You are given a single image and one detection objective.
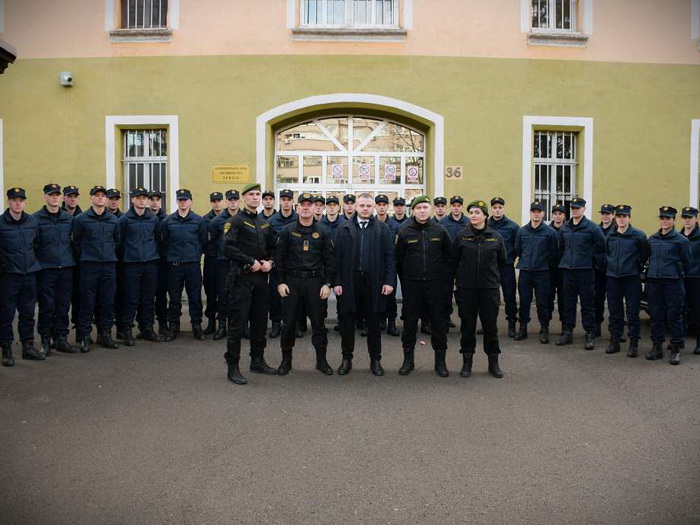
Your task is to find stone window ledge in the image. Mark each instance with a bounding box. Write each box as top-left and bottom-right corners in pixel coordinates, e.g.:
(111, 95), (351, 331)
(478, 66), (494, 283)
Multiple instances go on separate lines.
(527, 31), (589, 48)
(292, 27), (407, 42)
(109, 28), (172, 43)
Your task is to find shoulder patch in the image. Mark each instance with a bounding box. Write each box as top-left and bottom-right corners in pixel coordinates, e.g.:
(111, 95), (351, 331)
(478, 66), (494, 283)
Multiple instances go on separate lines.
(261, 223), (270, 229)
(223, 222), (231, 234)
(243, 221), (256, 229)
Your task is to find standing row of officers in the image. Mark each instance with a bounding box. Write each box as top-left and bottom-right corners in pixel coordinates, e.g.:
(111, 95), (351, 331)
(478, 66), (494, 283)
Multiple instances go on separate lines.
(0, 183), (698, 383)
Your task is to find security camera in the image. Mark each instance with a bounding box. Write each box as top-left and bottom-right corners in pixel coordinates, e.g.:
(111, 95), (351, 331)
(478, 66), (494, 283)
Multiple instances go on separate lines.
(60, 71), (73, 87)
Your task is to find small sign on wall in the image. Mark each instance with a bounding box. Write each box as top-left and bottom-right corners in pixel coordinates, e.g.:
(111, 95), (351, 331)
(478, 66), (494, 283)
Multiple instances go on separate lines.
(445, 166), (463, 180)
(212, 163), (250, 183)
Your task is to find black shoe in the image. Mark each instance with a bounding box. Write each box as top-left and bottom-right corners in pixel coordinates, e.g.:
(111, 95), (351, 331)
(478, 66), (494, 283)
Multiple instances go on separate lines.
(213, 321), (227, 341)
(514, 323), (528, 341)
(507, 321), (517, 338)
(227, 362), (248, 385)
(627, 340), (639, 358)
(294, 327), (304, 338)
(22, 341), (45, 361)
(54, 336), (79, 353)
(620, 333), (627, 343)
(646, 342), (664, 361)
(606, 337), (620, 354)
(40, 336), (52, 357)
(487, 354), (504, 378)
(370, 359), (384, 376)
(337, 358), (352, 375)
(333, 324), (340, 332)
(356, 319), (366, 332)
(556, 330), (573, 346)
(584, 332), (595, 350)
(158, 322), (169, 337)
(477, 327), (484, 335)
(192, 324), (206, 341)
(203, 317), (216, 336)
(449, 320), (457, 328)
(250, 357), (277, 375)
(137, 327), (162, 342)
(315, 348), (333, 375)
(277, 355), (293, 375)
(297, 320), (308, 333)
(595, 325), (602, 338)
(420, 321), (432, 335)
(99, 330), (119, 349)
(460, 353), (473, 378)
(360, 326), (368, 337)
(79, 336), (91, 353)
(694, 341), (700, 355)
(669, 345), (681, 365)
(387, 320), (399, 337)
(539, 328), (549, 345)
(269, 321), (282, 339)
(168, 323), (180, 341)
(434, 350), (449, 378)
(2, 344), (14, 367)
(399, 350), (415, 376)
(116, 330), (126, 342)
(243, 324), (251, 339)
(379, 318), (387, 331)
(122, 329), (136, 347)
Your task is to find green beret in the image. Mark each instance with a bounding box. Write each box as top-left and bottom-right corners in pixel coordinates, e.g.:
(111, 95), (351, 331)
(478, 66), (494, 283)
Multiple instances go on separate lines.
(410, 195), (431, 209)
(242, 183), (261, 195)
(466, 199), (489, 215)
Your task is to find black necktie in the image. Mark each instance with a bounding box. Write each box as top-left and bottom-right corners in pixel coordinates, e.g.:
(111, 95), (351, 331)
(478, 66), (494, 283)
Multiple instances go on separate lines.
(360, 221), (368, 230)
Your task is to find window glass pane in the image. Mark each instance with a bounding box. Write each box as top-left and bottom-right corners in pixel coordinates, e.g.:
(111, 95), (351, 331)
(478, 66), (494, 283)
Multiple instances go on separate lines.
(406, 157), (424, 185)
(375, 0), (394, 25)
(303, 156), (323, 185)
(532, 0), (547, 29)
(353, 156), (376, 184)
(352, 117), (383, 151)
(378, 156), (400, 185)
(326, 156), (348, 185)
(363, 123), (424, 153)
(354, 0), (371, 25)
(304, 0), (322, 24)
(329, 0), (346, 24)
(277, 121), (338, 152)
(276, 156), (300, 184)
(318, 117), (349, 149)
(405, 188), (423, 204)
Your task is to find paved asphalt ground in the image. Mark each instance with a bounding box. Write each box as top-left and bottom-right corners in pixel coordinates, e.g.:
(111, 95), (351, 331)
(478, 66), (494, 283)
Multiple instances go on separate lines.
(1, 311), (699, 524)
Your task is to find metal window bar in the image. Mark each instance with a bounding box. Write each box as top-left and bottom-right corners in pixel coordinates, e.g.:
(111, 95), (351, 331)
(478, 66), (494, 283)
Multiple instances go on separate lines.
(302, 0), (395, 27)
(533, 131), (577, 221)
(531, 0), (574, 31)
(122, 0), (168, 29)
(123, 129), (168, 208)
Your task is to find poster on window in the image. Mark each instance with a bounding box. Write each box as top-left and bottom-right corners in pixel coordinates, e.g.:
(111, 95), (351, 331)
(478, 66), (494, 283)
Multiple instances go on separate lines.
(331, 163), (344, 180)
(384, 164), (397, 182)
(359, 164), (371, 181)
(406, 165), (419, 183)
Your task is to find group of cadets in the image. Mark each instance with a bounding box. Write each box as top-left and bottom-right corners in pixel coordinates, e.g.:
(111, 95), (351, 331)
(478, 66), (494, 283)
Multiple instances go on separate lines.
(0, 183), (698, 382)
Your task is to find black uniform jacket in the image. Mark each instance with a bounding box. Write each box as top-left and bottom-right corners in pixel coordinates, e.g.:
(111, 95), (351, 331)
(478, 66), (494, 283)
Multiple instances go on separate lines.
(275, 218), (335, 284)
(223, 208), (275, 270)
(395, 217), (451, 281)
(452, 224), (506, 289)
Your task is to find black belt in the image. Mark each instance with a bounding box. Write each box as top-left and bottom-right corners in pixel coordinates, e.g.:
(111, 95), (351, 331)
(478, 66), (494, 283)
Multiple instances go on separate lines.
(288, 269), (323, 278)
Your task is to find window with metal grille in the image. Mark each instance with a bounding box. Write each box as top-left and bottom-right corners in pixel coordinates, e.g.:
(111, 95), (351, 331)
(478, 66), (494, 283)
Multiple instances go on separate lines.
(123, 130), (168, 208)
(302, 0), (397, 27)
(531, 0), (576, 31)
(122, 0), (168, 29)
(533, 131), (577, 221)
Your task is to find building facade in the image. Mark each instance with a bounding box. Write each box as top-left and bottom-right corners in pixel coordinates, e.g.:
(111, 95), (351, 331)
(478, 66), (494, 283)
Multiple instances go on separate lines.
(0, 0), (699, 231)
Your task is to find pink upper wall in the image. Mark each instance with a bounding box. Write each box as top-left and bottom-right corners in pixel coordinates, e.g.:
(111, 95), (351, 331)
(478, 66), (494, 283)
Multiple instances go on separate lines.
(1, 0), (698, 64)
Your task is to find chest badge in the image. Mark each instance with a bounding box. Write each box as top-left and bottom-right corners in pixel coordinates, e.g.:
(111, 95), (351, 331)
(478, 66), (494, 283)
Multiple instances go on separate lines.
(303, 240), (310, 252)
(312, 232), (320, 239)
(223, 222), (231, 234)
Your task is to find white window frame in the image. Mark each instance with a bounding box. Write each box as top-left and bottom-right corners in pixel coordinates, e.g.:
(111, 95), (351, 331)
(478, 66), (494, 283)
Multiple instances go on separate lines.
(533, 130), (578, 221)
(522, 116), (593, 224)
(105, 115), (179, 213)
(691, 119), (700, 206)
(522, 0), (591, 47)
(300, 0), (398, 28)
(105, 0), (179, 42)
(122, 129), (169, 206)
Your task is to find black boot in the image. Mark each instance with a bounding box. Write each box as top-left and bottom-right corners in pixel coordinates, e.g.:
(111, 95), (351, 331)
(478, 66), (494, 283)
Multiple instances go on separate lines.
(584, 332), (595, 350)
(203, 316), (216, 336)
(595, 324), (602, 338)
(420, 320), (432, 335)
(192, 324), (206, 341)
(669, 344), (681, 365)
(2, 344), (14, 367)
(539, 327), (549, 345)
(250, 356), (277, 375)
(243, 323), (251, 339)
(227, 357), (247, 385)
(379, 318), (387, 331)
(556, 330), (573, 346)
(694, 337), (700, 355)
(99, 330), (119, 349)
(269, 321), (282, 339)
(399, 349), (415, 376)
(22, 341), (45, 361)
(387, 319), (399, 337)
(79, 335), (91, 353)
(115, 330), (126, 342)
(277, 352), (293, 375)
(627, 339), (639, 358)
(487, 354), (504, 378)
(606, 336), (620, 354)
(122, 328), (136, 347)
(213, 320), (227, 340)
(315, 348), (333, 375)
(167, 322), (180, 341)
(620, 333), (627, 343)
(514, 323), (528, 341)
(41, 336), (52, 357)
(370, 359), (384, 376)
(55, 335), (78, 353)
(137, 326), (162, 342)
(158, 321), (169, 338)
(337, 358), (352, 375)
(434, 349), (449, 378)
(460, 353), (473, 378)
(646, 342), (664, 361)
(507, 320), (517, 338)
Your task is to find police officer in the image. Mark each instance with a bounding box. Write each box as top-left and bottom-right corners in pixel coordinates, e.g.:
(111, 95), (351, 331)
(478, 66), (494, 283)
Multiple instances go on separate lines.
(595, 203), (616, 337)
(117, 187), (162, 345)
(374, 194), (400, 337)
(208, 189), (239, 340)
(334, 193), (396, 376)
(488, 197), (520, 338)
(556, 197), (606, 350)
(62, 185), (82, 333)
(680, 206), (700, 355)
(34, 183), (77, 355)
(432, 196), (448, 222)
(342, 194), (357, 221)
(452, 200), (506, 378)
(440, 196), (469, 331)
(604, 205), (648, 357)
(72, 186), (121, 352)
(148, 191), (169, 337)
(646, 206), (692, 364)
(268, 189), (298, 338)
(223, 183), (277, 384)
(261, 190), (276, 220)
(0, 187), (44, 366)
(321, 195), (344, 239)
(514, 200), (560, 344)
(395, 195), (452, 377)
(548, 204), (566, 334)
(62, 186), (82, 216)
(160, 189), (207, 341)
(275, 192), (335, 375)
(106, 189), (125, 337)
(313, 195), (325, 222)
(202, 192), (224, 335)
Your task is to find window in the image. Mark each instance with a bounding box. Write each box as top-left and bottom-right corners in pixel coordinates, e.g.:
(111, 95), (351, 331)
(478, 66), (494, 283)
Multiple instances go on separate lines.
(107, 0), (177, 42)
(523, 0), (590, 47)
(533, 131), (577, 221)
(531, 0), (575, 32)
(123, 130), (168, 208)
(122, 0), (168, 30)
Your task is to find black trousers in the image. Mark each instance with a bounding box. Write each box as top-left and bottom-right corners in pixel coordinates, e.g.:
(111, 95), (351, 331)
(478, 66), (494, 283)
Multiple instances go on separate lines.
(548, 267), (564, 325)
(648, 278), (685, 345)
(122, 261), (158, 330)
(70, 264), (81, 328)
(154, 258), (168, 325)
(202, 254), (218, 321)
(562, 269), (596, 333)
(456, 287), (501, 355)
(594, 269), (607, 326)
(280, 275), (328, 354)
(500, 264), (517, 322)
(225, 272), (269, 362)
(78, 262), (116, 338)
(339, 271), (382, 360)
(268, 270), (283, 323)
(112, 262), (125, 330)
(443, 265), (457, 323)
(0, 273), (37, 345)
(36, 267), (73, 338)
(215, 259), (232, 322)
(401, 279), (447, 351)
(607, 274), (641, 340)
(167, 262), (203, 326)
(517, 270), (551, 327)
